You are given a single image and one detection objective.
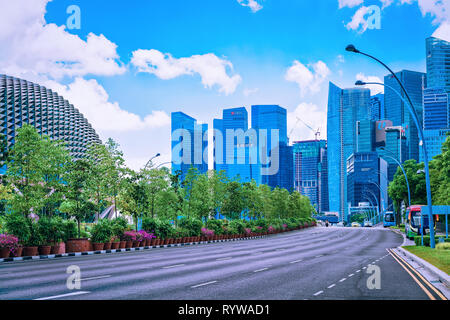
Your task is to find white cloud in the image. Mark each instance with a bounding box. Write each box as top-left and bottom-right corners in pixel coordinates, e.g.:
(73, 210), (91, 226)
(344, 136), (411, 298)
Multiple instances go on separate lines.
(0, 0), (125, 80)
(345, 5), (372, 33)
(285, 60), (331, 97)
(131, 49), (242, 95)
(432, 21), (450, 41)
(355, 73), (384, 95)
(237, 0), (263, 13)
(338, 0), (364, 8)
(243, 88), (259, 96)
(287, 103), (327, 142)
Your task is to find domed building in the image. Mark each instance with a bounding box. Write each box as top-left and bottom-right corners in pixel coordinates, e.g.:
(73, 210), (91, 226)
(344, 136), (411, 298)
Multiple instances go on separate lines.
(0, 74), (101, 159)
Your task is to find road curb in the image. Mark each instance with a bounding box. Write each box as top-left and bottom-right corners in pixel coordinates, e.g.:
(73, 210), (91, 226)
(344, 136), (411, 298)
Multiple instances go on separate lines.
(395, 246), (450, 290)
(0, 231), (297, 264)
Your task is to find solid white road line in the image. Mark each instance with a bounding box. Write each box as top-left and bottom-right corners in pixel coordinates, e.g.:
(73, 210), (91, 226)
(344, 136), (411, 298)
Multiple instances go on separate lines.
(253, 268), (269, 273)
(191, 281), (217, 288)
(80, 275), (111, 281)
(34, 291), (90, 300)
(162, 264), (185, 269)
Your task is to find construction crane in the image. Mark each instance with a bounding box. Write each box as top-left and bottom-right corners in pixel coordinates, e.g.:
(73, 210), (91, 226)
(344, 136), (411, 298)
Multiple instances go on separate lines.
(288, 116), (321, 141)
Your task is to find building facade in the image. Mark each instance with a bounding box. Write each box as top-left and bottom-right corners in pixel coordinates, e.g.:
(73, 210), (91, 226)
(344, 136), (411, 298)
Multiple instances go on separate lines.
(171, 112), (208, 181)
(370, 93), (384, 120)
(0, 74), (101, 165)
(327, 82), (370, 221)
(293, 139), (328, 212)
(426, 37), (450, 93)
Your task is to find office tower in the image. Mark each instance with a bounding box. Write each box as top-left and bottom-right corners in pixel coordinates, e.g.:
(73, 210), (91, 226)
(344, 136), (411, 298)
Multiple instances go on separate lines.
(213, 107), (257, 182)
(384, 70), (426, 162)
(426, 37), (450, 93)
(251, 105), (293, 190)
(327, 82), (370, 221)
(357, 119), (375, 152)
(370, 93), (384, 120)
(0, 74), (101, 166)
(420, 37), (450, 162)
(171, 112), (208, 181)
(347, 152), (388, 214)
(374, 120), (393, 149)
(293, 139), (328, 212)
(377, 125), (407, 183)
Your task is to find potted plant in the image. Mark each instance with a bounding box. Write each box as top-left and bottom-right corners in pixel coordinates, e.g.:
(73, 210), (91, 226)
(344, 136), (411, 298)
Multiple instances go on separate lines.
(122, 231), (136, 248)
(5, 213), (32, 257)
(111, 236), (120, 249)
(90, 219), (113, 251)
(0, 233), (19, 258)
(23, 221), (43, 257)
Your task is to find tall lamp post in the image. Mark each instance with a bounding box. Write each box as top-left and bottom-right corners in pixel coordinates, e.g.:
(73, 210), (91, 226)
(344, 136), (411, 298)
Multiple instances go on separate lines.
(144, 153), (161, 171)
(364, 188), (380, 224)
(362, 194), (377, 224)
(350, 67), (435, 247)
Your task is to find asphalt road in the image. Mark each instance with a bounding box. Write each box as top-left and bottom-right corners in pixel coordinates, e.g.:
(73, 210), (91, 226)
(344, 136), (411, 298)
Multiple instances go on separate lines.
(0, 227), (443, 300)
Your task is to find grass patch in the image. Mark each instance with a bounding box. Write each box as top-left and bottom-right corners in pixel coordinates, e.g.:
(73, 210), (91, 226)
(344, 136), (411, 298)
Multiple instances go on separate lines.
(403, 245), (450, 275)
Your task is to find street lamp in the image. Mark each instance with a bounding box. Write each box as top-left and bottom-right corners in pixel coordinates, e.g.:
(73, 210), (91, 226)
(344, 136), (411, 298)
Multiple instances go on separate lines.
(363, 187), (380, 224)
(144, 153), (161, 170)
(379, 147), (412, 209)
(155, 161), (171, 169)
(352, 73), (435, 247)
(362, 194), (377, 223)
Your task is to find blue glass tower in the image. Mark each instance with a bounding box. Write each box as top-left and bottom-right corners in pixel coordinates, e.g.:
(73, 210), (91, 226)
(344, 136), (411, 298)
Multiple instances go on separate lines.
(293, 139), (328, 212)
(171, 112), (208, 181)
(357, 119), (375, 152)
(251, 105), (293, 191)
(384, 70), (426, 162)
(327, 82), (370, 220)
(370, 93), (384, 120)
(426, 37), (450, 93)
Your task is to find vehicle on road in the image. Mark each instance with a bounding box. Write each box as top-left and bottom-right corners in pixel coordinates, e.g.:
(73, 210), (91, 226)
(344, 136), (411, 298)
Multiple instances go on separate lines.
(383, 211), (396, 228)
(363, 220), (373, 227)
(351, 222), (360, 227)
(404, 205), (437, 239)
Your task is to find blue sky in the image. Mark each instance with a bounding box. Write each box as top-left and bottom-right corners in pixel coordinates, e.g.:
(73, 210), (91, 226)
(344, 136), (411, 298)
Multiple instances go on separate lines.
(0, 0), (448, 169)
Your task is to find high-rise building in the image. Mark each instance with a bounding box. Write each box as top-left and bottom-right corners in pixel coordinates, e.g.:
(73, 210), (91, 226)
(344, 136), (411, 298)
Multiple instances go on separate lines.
(251, 105), (293, 190)
(420, 37), (450, 162)
(0, 74), (101, 166)
(327, 82), (370, 221)
(377, 125), (408, 183)
(347, 152), (388, 216)
(370, 94), (384, 120)
(357, 119), (375, 152)
(426, 37), (450, 93)
(213, 107), (258, 183)
(384, 70), (426, 162)
(171, 112), (208, 181)
(293, 139), (328, 212)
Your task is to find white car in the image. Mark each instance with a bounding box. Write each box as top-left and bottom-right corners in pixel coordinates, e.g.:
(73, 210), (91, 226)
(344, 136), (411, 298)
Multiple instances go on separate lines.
(363, 220), (373, 227)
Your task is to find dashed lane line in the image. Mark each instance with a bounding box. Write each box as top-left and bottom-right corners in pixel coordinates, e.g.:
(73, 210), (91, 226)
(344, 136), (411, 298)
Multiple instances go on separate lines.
(191, 281), (218, 288)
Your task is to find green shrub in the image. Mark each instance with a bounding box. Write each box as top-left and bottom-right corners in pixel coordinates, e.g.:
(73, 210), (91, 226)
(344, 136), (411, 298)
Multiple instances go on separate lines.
(37, 216), (57, 244)
(111, 217), (129, 238)
(5, 213), (31, 245)
(61, 219), (77, 241)
(254, 218), (269, 231)
(414, 235), (446, 246)
(141, 216), (158, 233)
(205, 219), (224, 235)
(178, 217), (202, 236)
(436, 243), (450, 250)
(228, 220), (246, 234)
(25, 220), (43, 246)
(156, 220), (174, 239)
(90, 219), (113, 243)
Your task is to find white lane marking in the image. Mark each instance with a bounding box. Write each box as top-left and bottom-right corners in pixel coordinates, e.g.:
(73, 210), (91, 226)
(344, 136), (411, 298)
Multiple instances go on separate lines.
(191, 281), (217, 288)
(34, 291), (90, 300)
(348, 273), (354, 277)
(216, 257), (232, 261)
(290, 259), (303, 264)
(162, 264), (185, 269)
(339, 278), (346, 282)
(81, 275), (111, 281)
(327, 284), (336, 289)
(356, 270), (361, 273)
(362, 267), (367, 270)
(313, 290), (323, 296)
(254, 268), (269, 273)
(315, 255), (323, 258)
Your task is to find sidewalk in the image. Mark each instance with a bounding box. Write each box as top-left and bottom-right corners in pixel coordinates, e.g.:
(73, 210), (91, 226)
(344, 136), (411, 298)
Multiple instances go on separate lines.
(389, 228), (450, 298)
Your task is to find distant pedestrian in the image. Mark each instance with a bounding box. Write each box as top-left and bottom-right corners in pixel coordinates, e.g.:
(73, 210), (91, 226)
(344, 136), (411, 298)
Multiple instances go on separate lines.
(325, 220), (329, 227)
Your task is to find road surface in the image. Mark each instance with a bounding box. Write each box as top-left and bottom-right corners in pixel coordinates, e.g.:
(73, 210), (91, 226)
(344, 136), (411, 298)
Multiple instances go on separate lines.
(0, 227), (445, 300)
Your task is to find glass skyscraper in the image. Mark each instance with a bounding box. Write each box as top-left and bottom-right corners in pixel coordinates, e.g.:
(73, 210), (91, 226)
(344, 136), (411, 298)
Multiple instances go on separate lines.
(293, 139), (328, 212)
(420, 37), (450, 162)
(357, 119), (375, 152)
(327, 82), (370, 221)
(384, 70), (426, 162)
(370, 93), (384, 120)
(251, 105), (293, 191)
(171, 112), (208, 181)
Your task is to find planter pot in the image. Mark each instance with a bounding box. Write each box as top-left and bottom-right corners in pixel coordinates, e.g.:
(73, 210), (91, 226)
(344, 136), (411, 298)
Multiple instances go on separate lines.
(111, 242), (120, 249)
(125, 241), (133, 248)
(145, 239), (150, 246)
(38, 245), (51, 255)
(119, 241), (126, 249)
(66, 238), (89, 253)
(50, 242), (65, 254)
(23, 246), (38, 257)
(104, 242), (112, 250)
(132, 240), (140, 248)
(0, 247), (10, 258)
(150, 239), (156, 246)
(92, 243), (104, 251)
(11, 246), (23, 257)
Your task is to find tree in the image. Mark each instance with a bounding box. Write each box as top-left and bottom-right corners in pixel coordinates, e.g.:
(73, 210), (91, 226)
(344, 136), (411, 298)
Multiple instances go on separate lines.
(269, 187), (290, 219)
(59, 159), (97, 237)
(104, 138), (126, 217)
(221, 180), (245, 220)
(242, 180), (264, 220)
